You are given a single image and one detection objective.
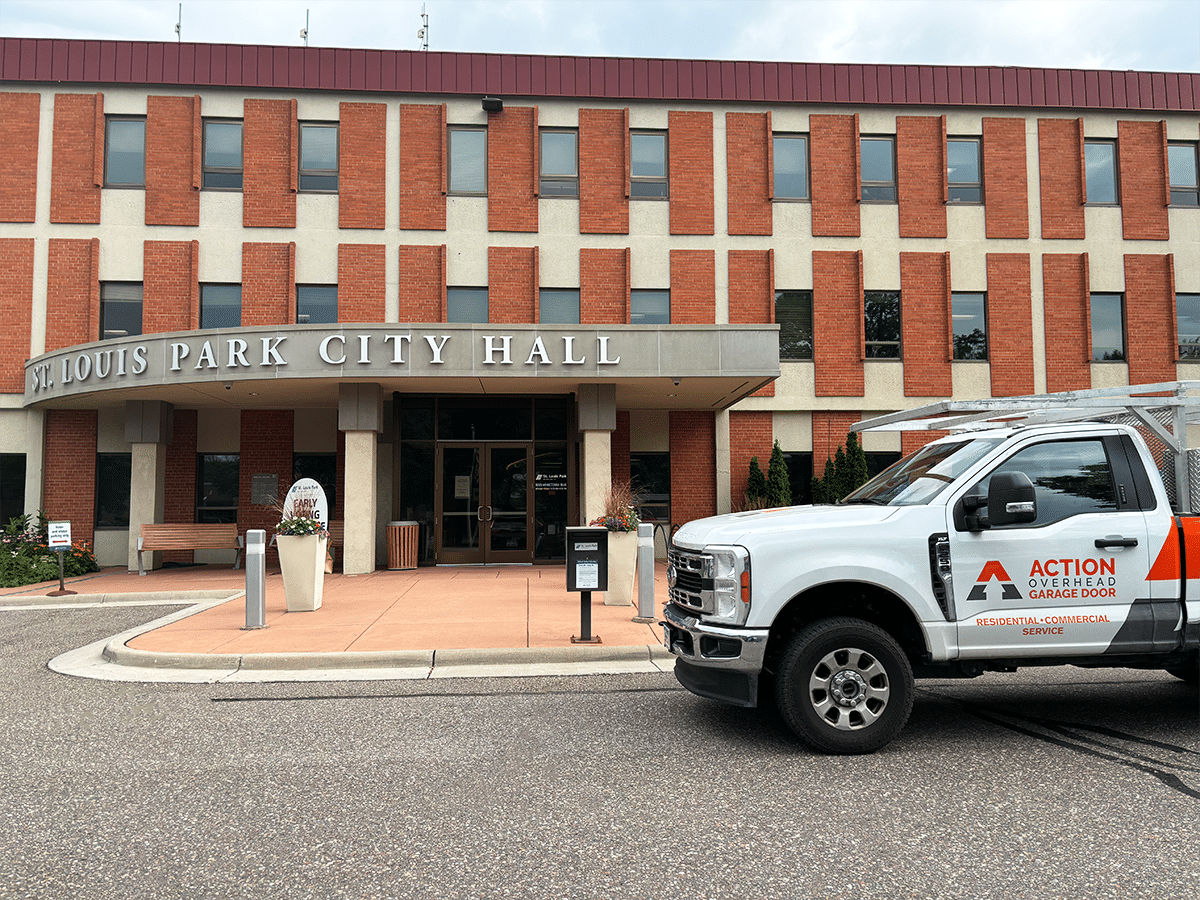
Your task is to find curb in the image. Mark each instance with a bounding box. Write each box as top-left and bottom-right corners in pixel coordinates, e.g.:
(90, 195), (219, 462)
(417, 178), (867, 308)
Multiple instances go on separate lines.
(0, 590), (240, 608)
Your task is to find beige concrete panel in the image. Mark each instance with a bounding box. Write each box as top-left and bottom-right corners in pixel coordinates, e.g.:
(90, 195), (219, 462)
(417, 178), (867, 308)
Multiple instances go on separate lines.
(95, 529), (128, 568)
(1090, 363), (1129, 389)
(294, 407), (337, 452)
(771, 109), (809, 132)
(196, 408), (239, 452)
(715, 408), (731, 514)
(945, 113), (985, 134)
(946, 206), (987, 244)
(773, 204), (813, 264)
(0, 407), (26, 452)
(862, 244), (900, 288)
(950, 363), (993, 399)
(96, 199), (146, 275)
(296, 96), (341, 119)
(864, 362), (907, 406)
(771, 410), (811, 451)
(581, 429), (611, 524)
(446, 197), (488, 240)
(629, 201), (669, 237)
(630, 245), (670, 288)
(1168, 210), (1200, 267)
(627, 109), (668, 128)
(538, 229), (579, 285)
(860, 205), (900, 254)
(196, 194), (245, 263)
(861, 427), (901, 454)
(295, 199), (341, 280)
(947, 245), (989, 290)
(23, 409), (44, 515)
(342, 429), (378, 574)
(126, 440), (166, 570)
(539, 199), (580, 240)
(858, 111), (897, 133)
(97, 407), (131, 452)
(628, 410), (668, 452)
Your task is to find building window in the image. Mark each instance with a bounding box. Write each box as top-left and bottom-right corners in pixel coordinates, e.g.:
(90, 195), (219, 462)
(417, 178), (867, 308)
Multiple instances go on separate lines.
(202, 119), (243, 190)
(781, 451), (813, 506)
(1, 453), (27, 527)
(448, 127), (487, 195)
(952, 292), (988, 360)
(1177, 294), (1200, 359)
(776, 290), (813, 360)
(100, 282), (143, 340)
(447, 287), (488, 323)
(1169, 142), (1199, 206)
(1090, 293), (1125, 361)
(773, 135), (809, 200)
(947, 138), (982, 203)
(630, 452), (670, 524)
(105, 117), (146, 187)
(298, 123), (338, 191)
(95, 453), (131, 528)
(860, 136), (896, 202)
(1084, 139), (1119, 205)
(864, 290), (901, 358)
(196, 454), (239, 524)
(539, 130), (578, 197)
(200, 284), (241, 329)
(630, 290), (670, 325)
(296, 285), (337, 324)
(293, 454), (337, 518)
(630, 131), (668, 198)
(539, 289), (580, 325)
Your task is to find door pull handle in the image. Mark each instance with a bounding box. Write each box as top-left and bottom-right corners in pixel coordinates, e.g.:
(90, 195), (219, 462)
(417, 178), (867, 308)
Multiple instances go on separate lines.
(1095, 536), (1138, 549)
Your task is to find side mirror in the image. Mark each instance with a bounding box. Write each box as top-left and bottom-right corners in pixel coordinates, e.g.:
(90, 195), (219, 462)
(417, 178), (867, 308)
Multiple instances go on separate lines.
(955, 488), (990, 532)
(987, 471), (1037, 527)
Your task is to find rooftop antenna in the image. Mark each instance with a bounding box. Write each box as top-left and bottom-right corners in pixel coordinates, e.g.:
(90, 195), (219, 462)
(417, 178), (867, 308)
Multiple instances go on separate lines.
(300, 9), (309, 47)
(174, 3), (181, 42)
(417, 4), (428, 50)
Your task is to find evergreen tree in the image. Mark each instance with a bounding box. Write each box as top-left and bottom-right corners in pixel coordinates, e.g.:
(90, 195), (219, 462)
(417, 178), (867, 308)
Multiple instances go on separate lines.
(746, 455), (767, 503)
(832, 445), (848, 500)
(845, 431), (869, 492)
(767, 440), (792, 507)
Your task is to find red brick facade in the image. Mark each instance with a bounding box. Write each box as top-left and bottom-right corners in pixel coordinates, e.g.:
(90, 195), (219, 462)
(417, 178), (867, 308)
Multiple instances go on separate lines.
(243, 98), (297, 228)
(145, 94), (200, 227)
(1042, 253), (1091, 392)
(729, 411), (773, 508)
(144, 241), (199, 333)
(580, 247), (629, 324)
(579, 108), (628, 234)
(337, 244), (387, 322)
(397, 103), (446, 231)
(669, 250), (715, 324)
(339, 101), (387, 230)
(46, 238), (99, 351)
(810, 114), (860, 237)
(488, 107), (538, 233)
(812, 411), (861, 469)
(1118, 121), (1170, 241)
(489, 246), (538, 323)
(238, 410), (294, 546)
(669, 110), (715, 236)
(242, 242), (295, 326)
(669, 411), (716, 524)
(163, 408), (198, 562)
(897, 116), (947, 238)
(0, 238), (34, 392)
(44, 410), (98, 545)
(50, 92), (103, 224)
(813, 250), (864, 396)
(1124, 254), (1176, 386)
(0, 92), (40, 223)
(397, 245), (445, 321)
(1038, 118), (1085, 240)
(982, 116), (1030, 239)
(610, 411), (631, 487)
(725, 112), (772, 236)
(986, 253), (1036, 396)
(900, 252), (952, 397)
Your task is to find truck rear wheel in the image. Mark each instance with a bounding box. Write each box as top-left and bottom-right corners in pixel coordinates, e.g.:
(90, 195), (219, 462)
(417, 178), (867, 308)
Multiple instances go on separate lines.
(775, 617), (914, 755)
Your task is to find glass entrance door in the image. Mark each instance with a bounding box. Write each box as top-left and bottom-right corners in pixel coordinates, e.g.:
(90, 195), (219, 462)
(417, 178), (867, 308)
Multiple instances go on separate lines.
(438, 443), (531, 563)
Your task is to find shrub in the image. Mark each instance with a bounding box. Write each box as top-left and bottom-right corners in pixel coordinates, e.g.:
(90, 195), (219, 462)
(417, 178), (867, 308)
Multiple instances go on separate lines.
(0, 513), (100, 588)
(589, 482), (642, 532)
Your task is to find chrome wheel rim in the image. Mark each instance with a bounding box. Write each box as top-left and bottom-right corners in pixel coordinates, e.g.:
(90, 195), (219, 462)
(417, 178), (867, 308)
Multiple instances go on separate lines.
(808, 647), (890, 731)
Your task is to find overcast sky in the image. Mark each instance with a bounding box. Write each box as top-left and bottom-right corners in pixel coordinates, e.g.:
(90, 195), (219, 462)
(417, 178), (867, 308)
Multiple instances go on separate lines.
(1, 0), (1197, 72)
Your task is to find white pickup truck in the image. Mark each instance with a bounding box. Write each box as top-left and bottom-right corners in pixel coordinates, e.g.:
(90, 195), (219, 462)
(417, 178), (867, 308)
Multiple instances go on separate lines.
(662, 385), (1200, 754)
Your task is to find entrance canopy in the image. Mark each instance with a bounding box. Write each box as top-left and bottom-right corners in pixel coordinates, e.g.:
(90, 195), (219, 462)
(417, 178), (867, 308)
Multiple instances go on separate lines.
(24, 323), (779, 412)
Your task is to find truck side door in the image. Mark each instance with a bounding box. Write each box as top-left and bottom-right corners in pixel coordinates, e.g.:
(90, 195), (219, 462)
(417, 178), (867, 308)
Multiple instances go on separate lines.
(949, 435), (1152, 658)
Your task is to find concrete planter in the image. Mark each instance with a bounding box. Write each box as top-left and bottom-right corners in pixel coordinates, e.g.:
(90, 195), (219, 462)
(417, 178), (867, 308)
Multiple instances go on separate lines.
(603, 530), (638, 606)
(277, 533), (328, 612)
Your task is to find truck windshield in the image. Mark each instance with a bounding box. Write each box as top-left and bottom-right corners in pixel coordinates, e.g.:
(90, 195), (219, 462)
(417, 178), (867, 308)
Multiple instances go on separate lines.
(843, 437), (1004, 506)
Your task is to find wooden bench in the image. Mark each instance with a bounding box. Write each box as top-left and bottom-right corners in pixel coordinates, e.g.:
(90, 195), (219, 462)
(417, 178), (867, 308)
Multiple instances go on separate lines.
(138, 523), (244, 576)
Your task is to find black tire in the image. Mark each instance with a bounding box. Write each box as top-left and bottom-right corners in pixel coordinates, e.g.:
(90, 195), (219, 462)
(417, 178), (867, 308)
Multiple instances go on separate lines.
(775, 617), (914, 755)
(1165, 666), (1199, 685)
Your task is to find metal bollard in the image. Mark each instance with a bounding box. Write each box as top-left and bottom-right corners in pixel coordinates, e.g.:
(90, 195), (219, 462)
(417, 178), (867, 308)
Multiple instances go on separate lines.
(634, 522), (656, 623)
(243, 529), (266, 630)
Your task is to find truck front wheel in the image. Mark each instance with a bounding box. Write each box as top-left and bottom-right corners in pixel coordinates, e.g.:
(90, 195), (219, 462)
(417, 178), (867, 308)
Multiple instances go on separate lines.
(775, 617), (914, 754)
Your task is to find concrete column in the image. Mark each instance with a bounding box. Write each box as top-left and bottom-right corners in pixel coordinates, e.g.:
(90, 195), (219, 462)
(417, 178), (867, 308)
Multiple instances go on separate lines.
(581, 429), (612, 525)
(715, 408), (732, 515)
(127, 442), (167, 572)
(342, 430), (378, 574)
(338, 384), (383, 575)
(22, 409), (45, 517)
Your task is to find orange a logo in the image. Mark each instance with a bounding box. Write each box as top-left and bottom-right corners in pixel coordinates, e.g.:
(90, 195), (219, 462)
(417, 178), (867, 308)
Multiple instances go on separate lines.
(967, 560), (1022, 602)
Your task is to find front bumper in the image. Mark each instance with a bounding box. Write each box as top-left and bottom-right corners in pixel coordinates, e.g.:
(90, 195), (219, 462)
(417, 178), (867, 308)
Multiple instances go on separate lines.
(661, 603), (770, 708)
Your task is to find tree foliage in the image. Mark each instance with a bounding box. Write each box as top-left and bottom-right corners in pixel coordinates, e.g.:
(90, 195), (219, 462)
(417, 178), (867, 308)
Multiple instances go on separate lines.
(811, 431), (871, 504)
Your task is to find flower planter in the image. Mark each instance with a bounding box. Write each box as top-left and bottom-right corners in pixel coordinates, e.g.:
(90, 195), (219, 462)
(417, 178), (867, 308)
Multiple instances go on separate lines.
(603, 530), (638, 606)
(277, 533), (328, 612)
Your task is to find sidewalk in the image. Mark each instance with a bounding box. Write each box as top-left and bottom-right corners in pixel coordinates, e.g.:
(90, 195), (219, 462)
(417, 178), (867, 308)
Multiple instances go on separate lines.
(0, 563), (673, 683)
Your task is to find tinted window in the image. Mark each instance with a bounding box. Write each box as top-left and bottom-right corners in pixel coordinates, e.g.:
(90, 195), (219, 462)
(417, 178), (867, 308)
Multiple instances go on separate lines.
(860, 137), (896, 201)
(299, 124), (338, 191)
(447, 288), (488, 323)
(630, 132), (668, 198)
(100, 283), (143, 340)
(106, 118), (145, 186)
(776, 290), (813, 360)
(539, 130), (578, 197)
(773, 136), (809, 199)
(631, 290), (670, 325)
(297, 285), (337, 325)
(449, 128), (487, 194)
(952, 292), (987, 360)
(95, 453), (131, 528)
(986, 439), (1116, 526)
(864, 290), (900, 358)
(203, 120), (243, 189)
(1091, 293), (1125, 361)
(947, 138), (982, 202)
(1084, 140), (1118, 204)
(201, 284), (241, 329)
(539, 289), (580, 325)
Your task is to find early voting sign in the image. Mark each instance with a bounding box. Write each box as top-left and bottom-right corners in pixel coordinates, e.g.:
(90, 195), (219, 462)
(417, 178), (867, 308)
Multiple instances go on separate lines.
(281, 478), (329, 526)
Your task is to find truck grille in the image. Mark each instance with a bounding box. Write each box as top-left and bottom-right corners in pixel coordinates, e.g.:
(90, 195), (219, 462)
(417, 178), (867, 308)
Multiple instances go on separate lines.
(668, 547), (709, 614)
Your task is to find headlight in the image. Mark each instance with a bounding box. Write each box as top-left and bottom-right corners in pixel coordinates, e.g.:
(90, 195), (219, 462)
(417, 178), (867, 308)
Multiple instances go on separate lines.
(702, 545), (750, 625)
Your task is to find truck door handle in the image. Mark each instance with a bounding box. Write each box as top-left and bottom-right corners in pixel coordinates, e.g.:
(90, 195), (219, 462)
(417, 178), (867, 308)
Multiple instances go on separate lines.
(1095, 536), (1138, 549)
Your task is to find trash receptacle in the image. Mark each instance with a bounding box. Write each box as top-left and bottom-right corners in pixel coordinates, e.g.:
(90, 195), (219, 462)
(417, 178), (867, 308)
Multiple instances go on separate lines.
(387, 521), (420, 570)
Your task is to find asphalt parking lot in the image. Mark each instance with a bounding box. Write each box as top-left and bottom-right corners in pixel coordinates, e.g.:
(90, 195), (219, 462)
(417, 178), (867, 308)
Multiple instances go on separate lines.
(3, 603), (1198, 900)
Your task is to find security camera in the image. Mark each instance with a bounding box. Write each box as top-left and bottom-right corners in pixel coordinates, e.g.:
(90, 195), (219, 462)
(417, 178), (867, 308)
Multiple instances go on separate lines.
(224, 382), (232, 390)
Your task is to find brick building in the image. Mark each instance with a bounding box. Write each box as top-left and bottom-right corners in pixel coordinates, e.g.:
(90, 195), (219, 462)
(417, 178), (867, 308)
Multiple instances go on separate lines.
(1, 38), (1198, 572)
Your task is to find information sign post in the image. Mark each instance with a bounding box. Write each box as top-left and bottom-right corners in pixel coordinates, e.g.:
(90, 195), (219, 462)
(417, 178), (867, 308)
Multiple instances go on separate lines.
(46, 521), (76, 597)
(566, 526), (608, 644)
